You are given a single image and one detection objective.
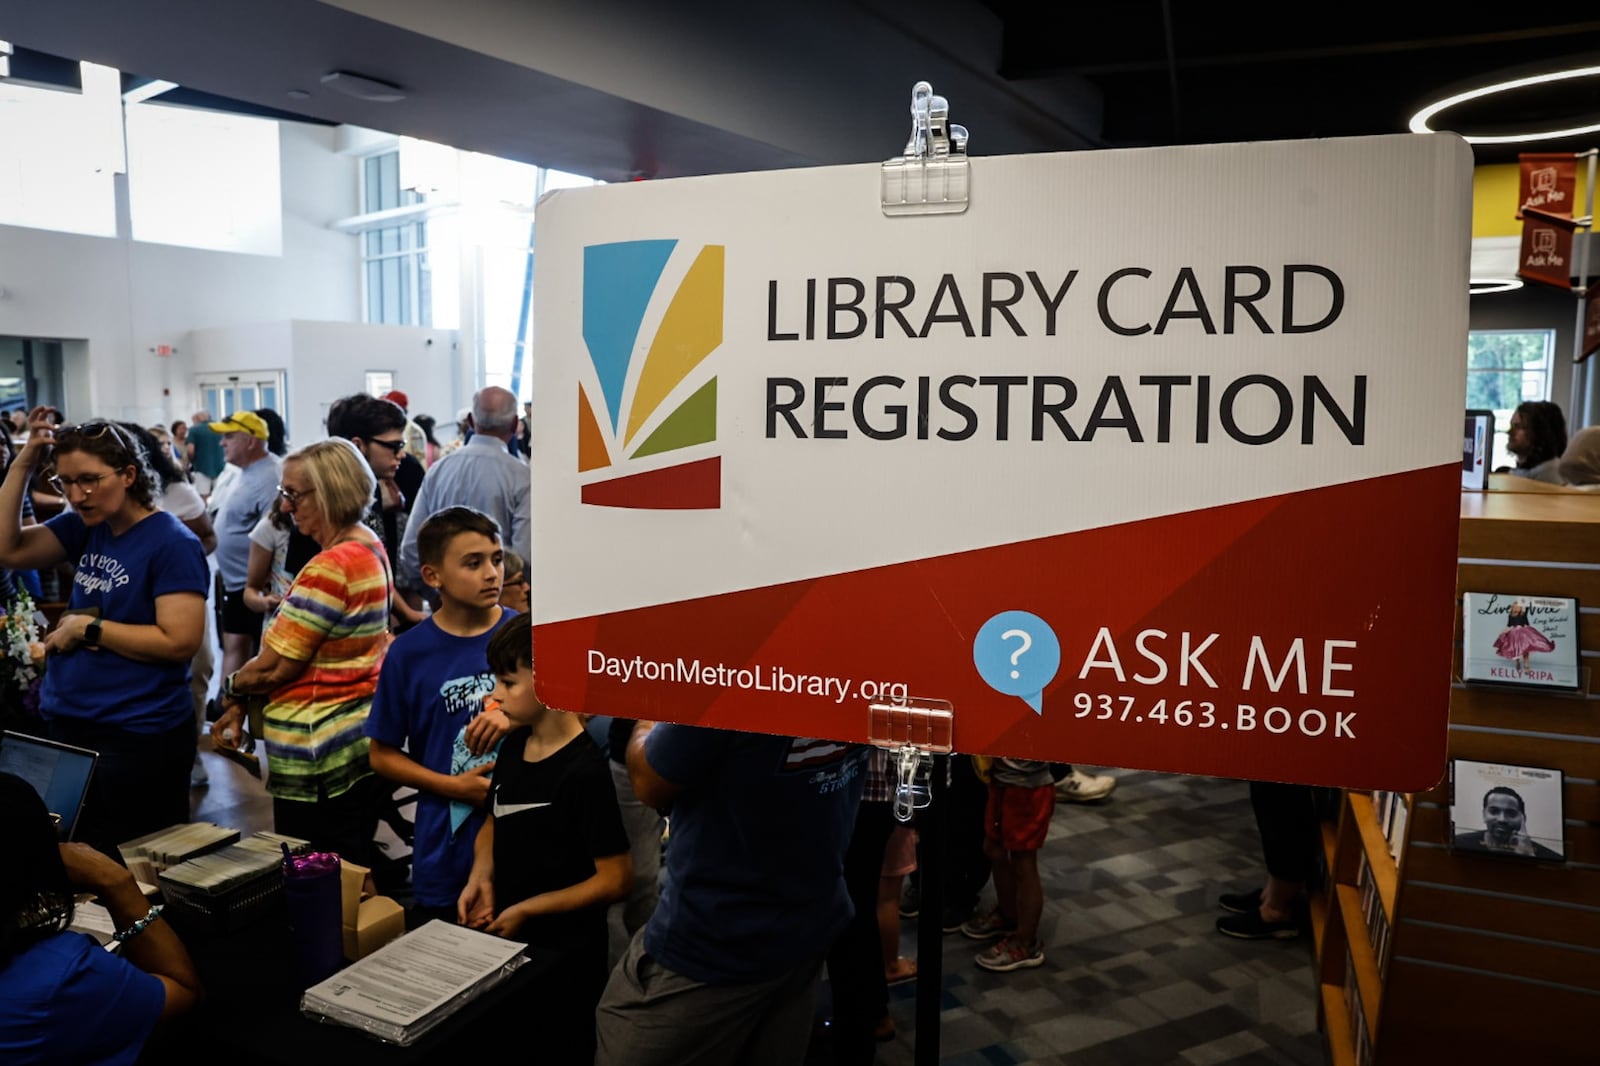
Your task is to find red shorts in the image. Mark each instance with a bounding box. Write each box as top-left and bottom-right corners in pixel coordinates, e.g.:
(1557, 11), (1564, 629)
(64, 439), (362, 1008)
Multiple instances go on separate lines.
(984, 782), (1054, 852)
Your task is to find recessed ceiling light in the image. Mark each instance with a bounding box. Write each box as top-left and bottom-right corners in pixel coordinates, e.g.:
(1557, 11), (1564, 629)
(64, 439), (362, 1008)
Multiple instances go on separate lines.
(320, 70), (405, 104)
(287, 89), (311, 100)
(1470, 277), (1524, 294)
(1410, 63), (1600, 145)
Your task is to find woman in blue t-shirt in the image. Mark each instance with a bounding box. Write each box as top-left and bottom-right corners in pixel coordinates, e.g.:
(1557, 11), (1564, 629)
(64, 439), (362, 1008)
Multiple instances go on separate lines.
(0, 772), (202, 1064)
(0, 408), (209, 859)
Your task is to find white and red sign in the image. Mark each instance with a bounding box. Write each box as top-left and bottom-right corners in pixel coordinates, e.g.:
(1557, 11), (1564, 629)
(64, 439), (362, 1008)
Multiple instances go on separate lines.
(531, 134), (1473, 791)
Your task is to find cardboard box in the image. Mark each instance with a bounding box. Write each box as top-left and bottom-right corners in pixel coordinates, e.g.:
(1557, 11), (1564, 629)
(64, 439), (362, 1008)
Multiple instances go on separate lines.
(337, 857), (402, 959)
(342, 895), (405, 960)
(339, 859), (369, 930)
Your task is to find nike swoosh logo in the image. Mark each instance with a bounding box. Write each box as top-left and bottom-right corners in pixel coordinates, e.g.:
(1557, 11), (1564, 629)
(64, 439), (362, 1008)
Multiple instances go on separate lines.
(493, 801), (553, 818)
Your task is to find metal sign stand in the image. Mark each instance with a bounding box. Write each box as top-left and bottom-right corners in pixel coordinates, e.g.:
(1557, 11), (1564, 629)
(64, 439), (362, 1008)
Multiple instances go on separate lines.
(1567, 150), (1598, 425)
(868, 698), (955, 1066)
(868, 81), (971, 1065)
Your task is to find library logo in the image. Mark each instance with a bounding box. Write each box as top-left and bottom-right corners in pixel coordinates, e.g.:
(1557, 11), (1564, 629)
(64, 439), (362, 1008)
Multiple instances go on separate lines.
(578, 240), (723, 509)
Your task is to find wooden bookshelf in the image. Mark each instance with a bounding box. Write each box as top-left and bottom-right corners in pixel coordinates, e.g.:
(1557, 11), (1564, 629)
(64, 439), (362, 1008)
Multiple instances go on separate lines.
(1312, 490), (1600, 1064)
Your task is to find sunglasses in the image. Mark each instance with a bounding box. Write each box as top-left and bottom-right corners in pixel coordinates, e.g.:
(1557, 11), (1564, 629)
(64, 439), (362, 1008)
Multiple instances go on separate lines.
(366, 438), (407, 455)
(56, 420), (139, 454)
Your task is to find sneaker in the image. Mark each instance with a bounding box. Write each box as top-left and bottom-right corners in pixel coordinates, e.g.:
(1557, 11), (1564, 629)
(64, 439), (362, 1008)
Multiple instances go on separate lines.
(941, 906), (975, 934)
(1055, 768), (1116, 803)
(189, 755), (209, 788)
(898, 882), (920, 919)
(975, 935), (1044, 972)
(1215, 910), (1304, 941)
(959, 908), (1016, 940)
(1218, 887), (1263, 915)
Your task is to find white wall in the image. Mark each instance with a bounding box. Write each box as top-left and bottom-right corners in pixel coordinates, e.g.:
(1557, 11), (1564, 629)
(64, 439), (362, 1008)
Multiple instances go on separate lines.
(292, 320), (460, 446)
(186, 319), (459, 447)
(0, 120), (362, 425)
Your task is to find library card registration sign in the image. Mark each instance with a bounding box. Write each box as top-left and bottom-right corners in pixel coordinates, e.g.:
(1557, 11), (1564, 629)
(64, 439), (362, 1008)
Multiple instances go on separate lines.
(531, 134), (1472, 791)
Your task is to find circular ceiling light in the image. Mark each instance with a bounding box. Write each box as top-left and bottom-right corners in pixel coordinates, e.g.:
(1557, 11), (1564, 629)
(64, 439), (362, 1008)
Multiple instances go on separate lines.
(1410, 63), (1600, 144)
(1470, 277), (1524, 295)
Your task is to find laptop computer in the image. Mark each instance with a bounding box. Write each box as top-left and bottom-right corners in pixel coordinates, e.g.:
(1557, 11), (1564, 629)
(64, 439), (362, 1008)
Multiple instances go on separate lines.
(0, 730), (98, 841)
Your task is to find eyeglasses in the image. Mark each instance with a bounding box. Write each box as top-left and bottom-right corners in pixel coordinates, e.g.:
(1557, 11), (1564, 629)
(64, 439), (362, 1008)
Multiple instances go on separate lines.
(56, 420), (138, 454)
(48, 472), (112, 496)
(276, 485), (315, 508)
(366, 438), (407, 455)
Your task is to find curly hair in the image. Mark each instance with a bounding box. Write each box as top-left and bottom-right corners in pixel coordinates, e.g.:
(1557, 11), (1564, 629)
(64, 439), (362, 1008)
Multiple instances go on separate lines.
(53, 420), (157, 510)
(120, 421), (187, 490)
(1511, 401), (1567, 470)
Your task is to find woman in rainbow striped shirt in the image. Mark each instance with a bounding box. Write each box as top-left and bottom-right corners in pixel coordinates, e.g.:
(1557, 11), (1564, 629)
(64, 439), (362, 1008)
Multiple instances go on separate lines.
(212, 438), (393, 865)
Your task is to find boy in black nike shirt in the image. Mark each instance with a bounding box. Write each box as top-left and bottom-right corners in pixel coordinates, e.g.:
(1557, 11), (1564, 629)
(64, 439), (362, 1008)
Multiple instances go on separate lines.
(457, 612), (631, 1063)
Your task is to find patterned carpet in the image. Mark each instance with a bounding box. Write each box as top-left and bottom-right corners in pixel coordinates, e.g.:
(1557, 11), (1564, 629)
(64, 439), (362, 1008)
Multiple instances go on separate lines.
(816, 769), (1330, 1066)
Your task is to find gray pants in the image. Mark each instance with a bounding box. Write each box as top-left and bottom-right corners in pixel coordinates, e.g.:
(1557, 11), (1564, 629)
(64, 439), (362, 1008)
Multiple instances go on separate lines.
(594, 928), (823, 1066)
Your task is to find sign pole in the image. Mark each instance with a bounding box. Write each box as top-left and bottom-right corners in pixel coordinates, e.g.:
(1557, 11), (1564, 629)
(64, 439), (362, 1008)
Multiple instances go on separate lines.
(912, 752), (948, 1065)
(1570, 150), (1597, 426)
(868, 697), (955, 1064)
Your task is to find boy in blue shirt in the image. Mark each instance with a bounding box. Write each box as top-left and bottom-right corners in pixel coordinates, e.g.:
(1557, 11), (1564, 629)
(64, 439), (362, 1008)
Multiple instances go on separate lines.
(459, 610), (631, 1064)
(366, 507), (516, 925)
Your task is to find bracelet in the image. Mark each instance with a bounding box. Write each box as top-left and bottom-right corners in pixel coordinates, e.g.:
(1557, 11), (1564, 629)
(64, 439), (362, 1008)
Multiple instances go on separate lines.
(113, 904), (163, 943)
(223, 670), (241, 699)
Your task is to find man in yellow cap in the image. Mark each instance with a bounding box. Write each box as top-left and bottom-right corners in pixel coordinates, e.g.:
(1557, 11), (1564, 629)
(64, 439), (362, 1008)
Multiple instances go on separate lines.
(208, 411), (281, 682)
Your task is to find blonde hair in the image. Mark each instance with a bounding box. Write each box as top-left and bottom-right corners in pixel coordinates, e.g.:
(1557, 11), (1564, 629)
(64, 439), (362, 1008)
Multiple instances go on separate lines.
(287, 437), (376, 530)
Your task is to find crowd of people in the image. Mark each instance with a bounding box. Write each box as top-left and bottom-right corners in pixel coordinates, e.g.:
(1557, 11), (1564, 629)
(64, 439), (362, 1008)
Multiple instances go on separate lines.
(1, 385), (1595, 1065)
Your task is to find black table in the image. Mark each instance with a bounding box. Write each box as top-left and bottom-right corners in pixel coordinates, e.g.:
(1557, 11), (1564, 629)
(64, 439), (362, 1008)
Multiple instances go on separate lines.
(143, 905), (560, 1065)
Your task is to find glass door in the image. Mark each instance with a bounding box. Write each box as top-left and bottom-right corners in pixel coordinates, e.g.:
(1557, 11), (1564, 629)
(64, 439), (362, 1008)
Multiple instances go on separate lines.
(196, 371), (286, 426)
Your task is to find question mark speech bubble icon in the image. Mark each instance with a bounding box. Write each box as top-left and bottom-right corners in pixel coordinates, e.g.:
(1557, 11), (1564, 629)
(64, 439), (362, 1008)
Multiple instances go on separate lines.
(1001, 629), (1032, 678)
(973, 610), (1061, 714)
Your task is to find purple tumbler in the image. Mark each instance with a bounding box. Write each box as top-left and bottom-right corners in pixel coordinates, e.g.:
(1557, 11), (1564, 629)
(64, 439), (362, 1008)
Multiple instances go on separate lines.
(281, 849), (345, 989)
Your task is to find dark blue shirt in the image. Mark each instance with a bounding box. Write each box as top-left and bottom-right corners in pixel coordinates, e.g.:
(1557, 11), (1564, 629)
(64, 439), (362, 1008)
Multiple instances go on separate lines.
(643, 726), (867, 984)
(42, 510), (208, 732)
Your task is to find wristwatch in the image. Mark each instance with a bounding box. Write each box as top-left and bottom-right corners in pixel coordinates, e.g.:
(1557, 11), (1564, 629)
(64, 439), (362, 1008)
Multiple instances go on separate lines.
(83, 618), (102, 649)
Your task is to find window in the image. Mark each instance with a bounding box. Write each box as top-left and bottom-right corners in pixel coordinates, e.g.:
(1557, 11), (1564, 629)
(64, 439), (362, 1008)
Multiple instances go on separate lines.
(125, 102), (282, 254)
(1466, 330), (1554, 471)
(361, 150), (431, 326)
(0, 62), (121, 237)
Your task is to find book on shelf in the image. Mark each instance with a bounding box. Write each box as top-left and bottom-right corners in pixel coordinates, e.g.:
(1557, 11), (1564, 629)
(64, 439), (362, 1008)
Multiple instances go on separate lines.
(1357, 854), (1376, 927)
(1342, 942), (1358, 1027)
(1344, 941), (1371, 1065)
(1461, 591), (1582, 691)
(1365, 898), (1389, 971)
(1386, 795), (1409, 862)
(1449, 759), (1567, 863)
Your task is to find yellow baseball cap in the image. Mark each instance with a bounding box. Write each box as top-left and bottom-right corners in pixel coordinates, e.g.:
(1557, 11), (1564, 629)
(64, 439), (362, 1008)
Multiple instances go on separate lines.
(209, 411), (268, 440)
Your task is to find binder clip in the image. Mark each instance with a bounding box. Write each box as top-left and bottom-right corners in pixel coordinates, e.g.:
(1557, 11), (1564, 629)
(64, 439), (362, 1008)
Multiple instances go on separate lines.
(867, 696), (954, 822)
(881, 80), (970, 216)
